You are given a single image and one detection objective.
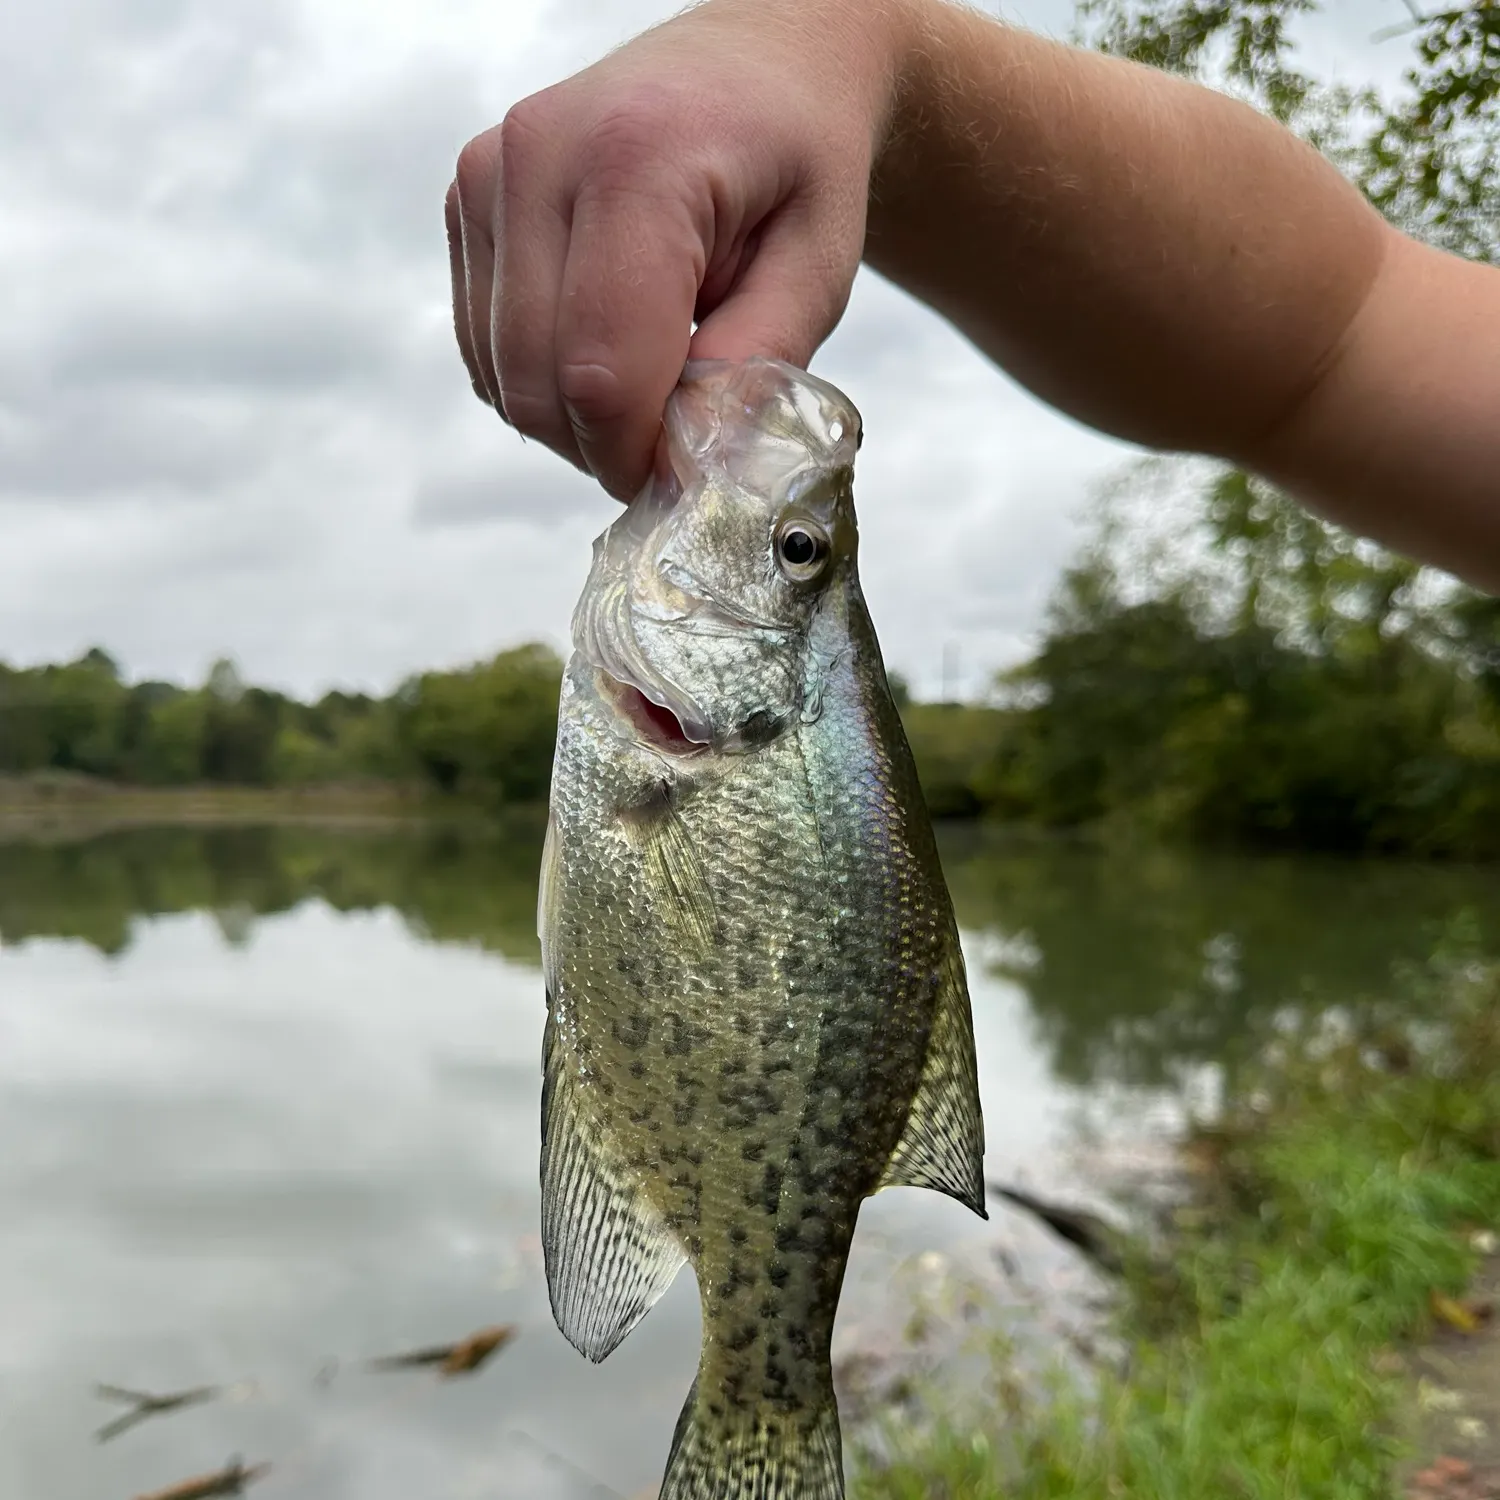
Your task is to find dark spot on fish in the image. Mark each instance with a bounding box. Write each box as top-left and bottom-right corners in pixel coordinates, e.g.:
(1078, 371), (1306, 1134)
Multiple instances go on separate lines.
(718, 1259), (753, 1299)
(763, 1358), (789, 1395)
(720, 1058), (746, 1077)
(763, 1059), (793, 1076)
(761, 1163), (784, 1215)
(729, 1223), (749, 1245)
(628, 1105), (654, 1125)
(673, 1096), (697, 1127)
(769, 1263), (790, 1289)
(736, 709), (782, 749)
(617, 776), (674, 824)
(774, 1225), (803, 1253)
(726, 1322), (758, 1353)
(613, 1013), (651, 1049)
(629, 1059), (646, 1079)
(731, 1012), (754, 1037)
(741, 1140), (766, 1163)
(759, 1295), (779, 1320)
(664, 1013), (711, 1058)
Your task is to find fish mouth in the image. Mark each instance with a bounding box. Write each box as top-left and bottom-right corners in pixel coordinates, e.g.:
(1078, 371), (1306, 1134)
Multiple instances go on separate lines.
(599, 671), (709, 756)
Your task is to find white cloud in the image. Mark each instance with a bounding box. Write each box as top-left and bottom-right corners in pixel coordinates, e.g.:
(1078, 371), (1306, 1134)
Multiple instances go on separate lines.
(0, 0), (1416, 702)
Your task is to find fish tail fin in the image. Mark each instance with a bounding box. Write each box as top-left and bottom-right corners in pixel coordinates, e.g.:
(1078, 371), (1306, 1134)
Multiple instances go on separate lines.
(659, 1374), (843, 1500)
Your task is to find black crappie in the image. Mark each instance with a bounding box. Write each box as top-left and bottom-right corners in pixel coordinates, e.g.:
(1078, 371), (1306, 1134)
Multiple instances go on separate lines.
(539, 357), (986, 1500)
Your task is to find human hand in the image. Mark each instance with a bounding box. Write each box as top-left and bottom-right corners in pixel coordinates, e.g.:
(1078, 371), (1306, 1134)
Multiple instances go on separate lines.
(445, 0), (906, 501)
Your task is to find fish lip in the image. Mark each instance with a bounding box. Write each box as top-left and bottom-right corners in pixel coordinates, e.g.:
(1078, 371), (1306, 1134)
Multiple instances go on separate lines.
(596, 668), (712, 756)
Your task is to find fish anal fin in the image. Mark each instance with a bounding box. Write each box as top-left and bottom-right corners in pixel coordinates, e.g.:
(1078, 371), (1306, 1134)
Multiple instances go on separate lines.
(876, 943), (987, 1218)
(542, 1006), (687, 1362)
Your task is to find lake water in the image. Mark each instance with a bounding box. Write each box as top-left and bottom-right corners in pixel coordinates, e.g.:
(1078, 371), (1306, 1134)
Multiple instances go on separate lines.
(1, 822), (1493, 1500)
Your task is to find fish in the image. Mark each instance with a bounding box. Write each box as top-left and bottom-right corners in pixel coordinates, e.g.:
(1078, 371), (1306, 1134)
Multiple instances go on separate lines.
(539, 356), (987, 1500)
(365, 1323), (518, 1376)
(129, 1457), (269, 1500)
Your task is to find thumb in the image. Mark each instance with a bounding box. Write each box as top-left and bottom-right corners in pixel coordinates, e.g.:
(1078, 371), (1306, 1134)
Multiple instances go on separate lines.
(688, 193), (864, 371)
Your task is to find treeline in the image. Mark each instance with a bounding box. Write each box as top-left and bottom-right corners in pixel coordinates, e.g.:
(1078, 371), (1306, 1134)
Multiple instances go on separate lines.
(7, 495), (1500, 861)
(904, 469), (1500, 859)
(0, 644), (562, 808)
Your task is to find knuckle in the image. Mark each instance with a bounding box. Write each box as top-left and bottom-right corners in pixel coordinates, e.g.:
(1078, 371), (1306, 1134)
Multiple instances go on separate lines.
(579, 87), (685, 186)
(453, 131), (500, 211)
(498, 93), (555, 181)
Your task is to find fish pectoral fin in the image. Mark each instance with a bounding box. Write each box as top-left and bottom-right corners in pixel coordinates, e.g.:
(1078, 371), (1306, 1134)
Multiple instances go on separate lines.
(876, 941), (988, 1218)
(619, 790), (718, 951)
(542, 1005), (688, 1363)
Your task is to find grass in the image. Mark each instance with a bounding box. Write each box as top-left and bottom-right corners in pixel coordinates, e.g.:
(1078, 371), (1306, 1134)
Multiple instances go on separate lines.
(853, 928), (1500, 1500)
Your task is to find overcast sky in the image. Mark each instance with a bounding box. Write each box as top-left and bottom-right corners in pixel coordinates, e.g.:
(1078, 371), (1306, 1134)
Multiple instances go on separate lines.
(0, 0), (1417, 701)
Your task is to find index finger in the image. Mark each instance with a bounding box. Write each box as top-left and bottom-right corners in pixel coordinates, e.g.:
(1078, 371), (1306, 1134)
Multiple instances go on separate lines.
(553, 178), (704, 500)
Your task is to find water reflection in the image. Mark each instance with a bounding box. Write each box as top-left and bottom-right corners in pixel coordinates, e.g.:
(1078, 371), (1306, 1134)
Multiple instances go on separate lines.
(0, 819), (548, 964)
(1, 822), (1492, 1499)
(3, 820), (1492, 1086)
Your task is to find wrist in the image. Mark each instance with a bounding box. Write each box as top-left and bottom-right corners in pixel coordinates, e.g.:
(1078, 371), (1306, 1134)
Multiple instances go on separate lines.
(691, 0), (916, 147)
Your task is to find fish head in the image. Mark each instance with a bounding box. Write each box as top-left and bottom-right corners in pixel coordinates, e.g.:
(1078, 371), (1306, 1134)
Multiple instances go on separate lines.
(572, 357), (861, 756)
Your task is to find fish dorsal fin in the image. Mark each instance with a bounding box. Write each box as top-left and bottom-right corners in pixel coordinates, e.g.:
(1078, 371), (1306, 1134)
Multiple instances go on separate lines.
(876, 940), (987, 1218)
(541, 1004), (688, 1362)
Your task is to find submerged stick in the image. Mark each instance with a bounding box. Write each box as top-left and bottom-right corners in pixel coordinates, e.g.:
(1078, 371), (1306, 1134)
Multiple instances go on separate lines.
(130, 1457), (270, 1500)
(93, 1383), (222, 1444)
(365, 1323), (518, 1378)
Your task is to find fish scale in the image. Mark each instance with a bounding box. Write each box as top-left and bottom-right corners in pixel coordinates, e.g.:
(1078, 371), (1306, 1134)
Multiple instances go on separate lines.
(539, 357), (987, 1500)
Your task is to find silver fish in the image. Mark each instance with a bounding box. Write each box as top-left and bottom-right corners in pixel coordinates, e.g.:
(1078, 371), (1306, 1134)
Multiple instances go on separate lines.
(539, 356), (986, 1500)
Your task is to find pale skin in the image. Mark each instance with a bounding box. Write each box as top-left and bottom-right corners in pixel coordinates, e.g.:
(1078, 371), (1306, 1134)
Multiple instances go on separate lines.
(445, 0), (1500, 591)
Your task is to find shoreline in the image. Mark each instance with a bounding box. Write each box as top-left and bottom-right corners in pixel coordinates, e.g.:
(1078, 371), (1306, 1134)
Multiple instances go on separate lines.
(852, 943), (1500, 1500)
(0, 777), (448, 840)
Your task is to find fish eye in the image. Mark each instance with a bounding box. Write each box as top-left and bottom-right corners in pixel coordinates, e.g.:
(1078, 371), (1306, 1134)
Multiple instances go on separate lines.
(775, 521), (830, 580)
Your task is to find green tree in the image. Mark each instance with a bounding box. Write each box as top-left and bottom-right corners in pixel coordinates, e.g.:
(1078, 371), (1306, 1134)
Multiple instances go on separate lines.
(395, 644), (564, 805)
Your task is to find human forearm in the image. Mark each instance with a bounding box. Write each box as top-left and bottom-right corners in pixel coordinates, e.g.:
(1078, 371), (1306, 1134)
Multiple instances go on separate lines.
(1254, 233), (1500, 590)
(866, 1), (1499, 586)
(867, 3), (1386, 464)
